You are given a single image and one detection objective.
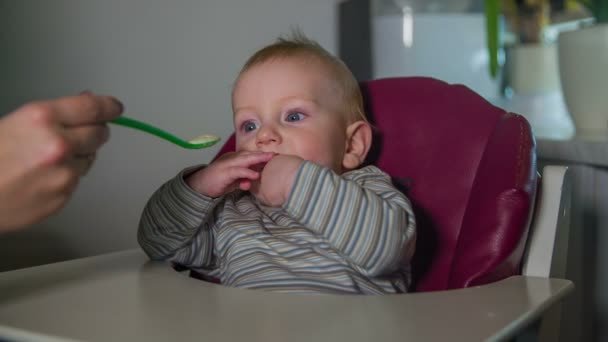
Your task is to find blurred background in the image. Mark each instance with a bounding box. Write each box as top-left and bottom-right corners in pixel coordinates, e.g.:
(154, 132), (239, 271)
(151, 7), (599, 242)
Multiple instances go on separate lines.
(341, 0), (600, 140)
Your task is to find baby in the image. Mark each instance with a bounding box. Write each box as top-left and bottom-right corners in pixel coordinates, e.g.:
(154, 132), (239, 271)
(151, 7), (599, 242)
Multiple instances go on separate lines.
(138, 32), (416, 294)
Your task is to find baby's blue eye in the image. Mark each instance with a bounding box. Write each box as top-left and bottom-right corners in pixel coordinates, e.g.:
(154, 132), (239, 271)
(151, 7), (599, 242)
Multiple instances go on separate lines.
(286, 112), (304, 122)
(243, 121), (258, 132)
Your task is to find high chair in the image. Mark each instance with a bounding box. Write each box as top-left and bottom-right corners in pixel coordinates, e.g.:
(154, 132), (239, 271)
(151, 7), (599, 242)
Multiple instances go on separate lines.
(212, 76), (573, 340)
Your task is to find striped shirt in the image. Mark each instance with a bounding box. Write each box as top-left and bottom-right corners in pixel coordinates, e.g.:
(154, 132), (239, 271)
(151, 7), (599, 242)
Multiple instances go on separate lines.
(138, 161), (416, 294)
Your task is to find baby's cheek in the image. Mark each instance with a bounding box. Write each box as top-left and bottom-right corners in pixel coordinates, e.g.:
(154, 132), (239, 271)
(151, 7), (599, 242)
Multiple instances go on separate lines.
(320, 150), (345, 173)
(235, 134), (254, 150)
(309, 152), (338, 170)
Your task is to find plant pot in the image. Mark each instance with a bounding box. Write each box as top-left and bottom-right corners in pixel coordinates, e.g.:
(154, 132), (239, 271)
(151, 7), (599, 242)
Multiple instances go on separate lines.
(558, 23), (608, 136)
(507, 44), (560, 94)
(499, 44), (574, 139)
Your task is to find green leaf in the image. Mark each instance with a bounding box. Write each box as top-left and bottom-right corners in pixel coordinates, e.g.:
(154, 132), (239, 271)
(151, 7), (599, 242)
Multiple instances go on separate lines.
(485, 0), (500, 79)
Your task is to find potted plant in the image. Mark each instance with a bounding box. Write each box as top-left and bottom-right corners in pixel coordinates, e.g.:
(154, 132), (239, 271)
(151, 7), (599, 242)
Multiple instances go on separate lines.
(558, 0), (608, 136)
(485, 0), (559, 95)
(484, 0), (576, 139)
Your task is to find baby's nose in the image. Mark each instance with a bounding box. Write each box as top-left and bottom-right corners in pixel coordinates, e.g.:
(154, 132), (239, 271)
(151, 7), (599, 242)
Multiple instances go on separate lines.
(256, 126), (281, 146)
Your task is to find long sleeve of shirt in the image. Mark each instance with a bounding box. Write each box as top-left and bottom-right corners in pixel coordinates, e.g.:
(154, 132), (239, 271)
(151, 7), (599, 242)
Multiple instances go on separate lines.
(283, 161), (416, 277)
(137, 166), (219, 268)
(138, 161), (416, 294)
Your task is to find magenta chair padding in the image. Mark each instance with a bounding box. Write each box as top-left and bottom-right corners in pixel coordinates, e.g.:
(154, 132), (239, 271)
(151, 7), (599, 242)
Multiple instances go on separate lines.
(212, 77), (537, 292)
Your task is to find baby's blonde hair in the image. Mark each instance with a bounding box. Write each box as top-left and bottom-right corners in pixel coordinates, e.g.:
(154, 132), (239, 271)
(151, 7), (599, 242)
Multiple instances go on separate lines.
(235, 31), (367, 124)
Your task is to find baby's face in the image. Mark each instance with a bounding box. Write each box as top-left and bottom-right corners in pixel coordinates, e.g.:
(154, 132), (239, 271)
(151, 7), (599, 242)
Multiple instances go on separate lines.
(232, 57), (350, 173)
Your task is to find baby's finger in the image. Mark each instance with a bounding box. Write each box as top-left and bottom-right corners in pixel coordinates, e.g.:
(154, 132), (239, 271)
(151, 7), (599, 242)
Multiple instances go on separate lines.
(238, 179), (252, 191)
(212, 151), (259, 164)
(225, 167), (260, 182)
(228, 151), (275, 168)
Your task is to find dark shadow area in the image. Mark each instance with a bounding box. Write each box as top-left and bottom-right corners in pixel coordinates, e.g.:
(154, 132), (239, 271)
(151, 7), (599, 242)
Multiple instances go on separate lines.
(583, 207), (598, 341)
(0, 228), (76, 272)
(338, 0), (372, 81)
(408, 204), (438, 291)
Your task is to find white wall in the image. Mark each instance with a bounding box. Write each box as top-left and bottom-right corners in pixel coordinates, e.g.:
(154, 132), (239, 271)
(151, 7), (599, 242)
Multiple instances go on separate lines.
(372, 13), (500, 100)
(0, 0), (340, 271)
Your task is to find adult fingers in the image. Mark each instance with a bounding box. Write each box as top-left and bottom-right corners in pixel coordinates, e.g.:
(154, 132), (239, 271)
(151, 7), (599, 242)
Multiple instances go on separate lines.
(62, 124), (110, 155)
(46, 93), (124, 126)
(66, 153), (96, 177)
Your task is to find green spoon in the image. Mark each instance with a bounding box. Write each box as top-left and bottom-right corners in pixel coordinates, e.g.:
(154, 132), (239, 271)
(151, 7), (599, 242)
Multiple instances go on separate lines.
(110, 117), (221, 149)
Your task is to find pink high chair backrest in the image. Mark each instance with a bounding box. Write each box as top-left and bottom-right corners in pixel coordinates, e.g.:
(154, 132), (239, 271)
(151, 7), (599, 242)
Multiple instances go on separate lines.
(213, 77), (537, 292)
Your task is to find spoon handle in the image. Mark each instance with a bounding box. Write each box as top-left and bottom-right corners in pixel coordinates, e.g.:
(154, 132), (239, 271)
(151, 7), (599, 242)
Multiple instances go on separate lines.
(110, 116), (192, 148)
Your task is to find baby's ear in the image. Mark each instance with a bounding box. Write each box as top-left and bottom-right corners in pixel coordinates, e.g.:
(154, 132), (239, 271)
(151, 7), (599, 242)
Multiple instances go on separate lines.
(342, 120), (372, 171)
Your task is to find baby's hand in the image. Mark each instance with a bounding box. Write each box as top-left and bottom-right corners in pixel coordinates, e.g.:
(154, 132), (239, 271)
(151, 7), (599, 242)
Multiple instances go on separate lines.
(186, 151), (275, 198)
(250, 154), (303, 207)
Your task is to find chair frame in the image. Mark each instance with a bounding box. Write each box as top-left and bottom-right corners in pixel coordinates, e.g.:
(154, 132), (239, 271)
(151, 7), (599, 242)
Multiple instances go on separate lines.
(518, 165), (572, 341)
